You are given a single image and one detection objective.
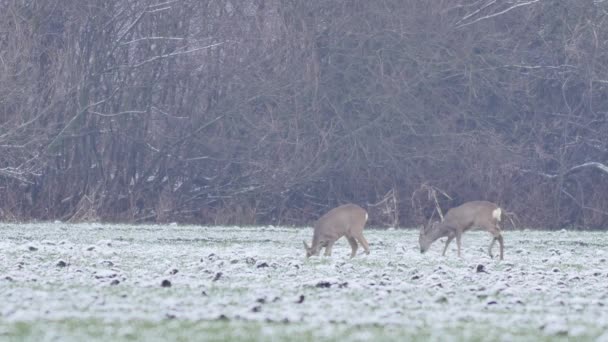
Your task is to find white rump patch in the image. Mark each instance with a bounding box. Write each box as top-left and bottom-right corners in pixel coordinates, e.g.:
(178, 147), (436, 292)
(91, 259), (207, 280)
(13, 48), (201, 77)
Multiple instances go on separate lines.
(493, 208), (502, 222)
(365, 212), (369, 221)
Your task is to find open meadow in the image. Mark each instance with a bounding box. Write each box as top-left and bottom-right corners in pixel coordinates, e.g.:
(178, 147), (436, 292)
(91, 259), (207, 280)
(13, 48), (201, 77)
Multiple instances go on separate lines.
(1, 223), (607, 341)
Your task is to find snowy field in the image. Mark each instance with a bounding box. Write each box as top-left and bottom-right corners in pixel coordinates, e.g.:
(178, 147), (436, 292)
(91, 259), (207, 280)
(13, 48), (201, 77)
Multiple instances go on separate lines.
(1, 223), (607, 341)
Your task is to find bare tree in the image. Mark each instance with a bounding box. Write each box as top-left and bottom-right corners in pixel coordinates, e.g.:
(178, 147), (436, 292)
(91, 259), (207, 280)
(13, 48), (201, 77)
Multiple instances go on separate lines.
(0, 0), (606, 228)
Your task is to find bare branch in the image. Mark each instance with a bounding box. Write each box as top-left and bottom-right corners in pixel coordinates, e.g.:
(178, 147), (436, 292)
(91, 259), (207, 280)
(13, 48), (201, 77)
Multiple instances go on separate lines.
(129, 42), (225, 68)
(90, 110), (146, 117)
(120, 37), (186, 45)
(456, 0), (541, 28)
(517, 162), (608, 179)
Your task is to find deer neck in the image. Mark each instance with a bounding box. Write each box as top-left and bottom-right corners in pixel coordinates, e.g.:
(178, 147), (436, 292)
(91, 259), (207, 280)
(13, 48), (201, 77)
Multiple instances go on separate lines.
(310, 231), (322, 254)
(431, 222), (453, 242)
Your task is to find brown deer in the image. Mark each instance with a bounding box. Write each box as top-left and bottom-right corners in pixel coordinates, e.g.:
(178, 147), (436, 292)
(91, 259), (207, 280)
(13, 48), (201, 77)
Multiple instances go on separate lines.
(303, 204), (370, 258)
(419, 201), (505, 260)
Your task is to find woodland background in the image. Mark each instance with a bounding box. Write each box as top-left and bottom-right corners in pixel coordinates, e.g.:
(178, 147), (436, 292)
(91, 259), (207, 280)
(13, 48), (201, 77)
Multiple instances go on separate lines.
(1, 0), (608, 229)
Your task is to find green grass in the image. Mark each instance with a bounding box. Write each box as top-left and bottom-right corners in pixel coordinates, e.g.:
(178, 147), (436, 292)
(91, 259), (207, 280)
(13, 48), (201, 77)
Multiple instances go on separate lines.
(0, 319), (578, 342)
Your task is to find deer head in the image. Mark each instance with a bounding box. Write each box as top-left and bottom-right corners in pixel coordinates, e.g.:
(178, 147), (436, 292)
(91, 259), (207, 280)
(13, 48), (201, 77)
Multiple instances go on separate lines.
(303, 240), (319, 258)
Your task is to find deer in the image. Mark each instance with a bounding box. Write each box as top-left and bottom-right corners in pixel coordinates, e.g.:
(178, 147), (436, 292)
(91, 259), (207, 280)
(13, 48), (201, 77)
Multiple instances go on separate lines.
(303, 203), (370, 258)
(419, 200), (505, 260)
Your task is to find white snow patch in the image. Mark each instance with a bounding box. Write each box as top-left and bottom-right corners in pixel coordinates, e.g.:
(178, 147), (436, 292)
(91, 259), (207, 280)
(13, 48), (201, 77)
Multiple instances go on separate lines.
(0, 224), (605, 340)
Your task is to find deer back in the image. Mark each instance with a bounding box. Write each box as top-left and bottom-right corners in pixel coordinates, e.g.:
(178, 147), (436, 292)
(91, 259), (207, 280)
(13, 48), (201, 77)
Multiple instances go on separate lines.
(313, 204), (368, 241)
(444, 200), (500, 232)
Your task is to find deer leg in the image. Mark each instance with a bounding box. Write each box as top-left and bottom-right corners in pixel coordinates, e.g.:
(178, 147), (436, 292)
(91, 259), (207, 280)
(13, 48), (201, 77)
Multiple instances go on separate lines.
(324, 241), (334, 256)
(347, 236), (359, 258)
(497, 223), (504, 260)
(488, 237), (496, 258)
(490, 224), (504, 260)
(442, 236), (454, 256)
(497, 234), (504, 260)
(456, 233), (462, 257)
(355, 233), (370, 255)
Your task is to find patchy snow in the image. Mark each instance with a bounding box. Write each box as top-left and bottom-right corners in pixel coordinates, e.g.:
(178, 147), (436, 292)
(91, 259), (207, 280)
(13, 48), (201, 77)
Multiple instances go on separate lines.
(0, 223), (606, 340)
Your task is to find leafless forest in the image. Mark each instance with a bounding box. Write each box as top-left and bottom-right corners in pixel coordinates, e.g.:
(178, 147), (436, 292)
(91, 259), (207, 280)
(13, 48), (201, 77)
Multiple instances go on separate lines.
(1, 0), (607, 228)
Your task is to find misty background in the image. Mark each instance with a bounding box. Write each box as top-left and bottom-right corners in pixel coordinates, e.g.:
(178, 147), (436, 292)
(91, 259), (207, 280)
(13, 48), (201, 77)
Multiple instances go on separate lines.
(0, 0), (607, 228)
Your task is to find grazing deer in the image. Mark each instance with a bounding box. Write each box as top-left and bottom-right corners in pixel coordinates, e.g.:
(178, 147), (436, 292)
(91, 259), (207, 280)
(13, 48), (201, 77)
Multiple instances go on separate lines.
(419, 201), (505, 260)
(303, 204), (370, 258)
